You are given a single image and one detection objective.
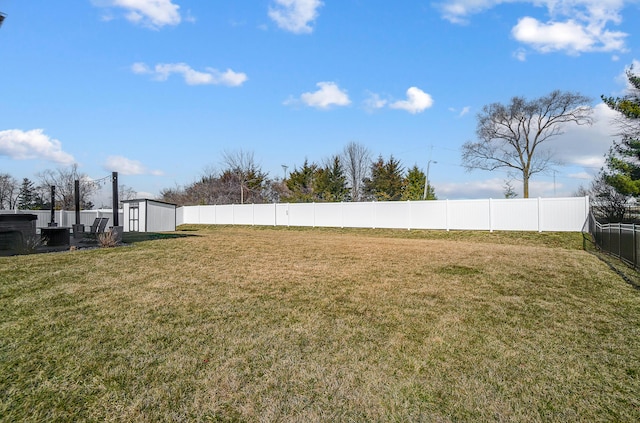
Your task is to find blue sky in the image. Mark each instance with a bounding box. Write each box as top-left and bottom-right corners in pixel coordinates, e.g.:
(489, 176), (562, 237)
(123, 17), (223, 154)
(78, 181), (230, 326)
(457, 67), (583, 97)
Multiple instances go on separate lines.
(1, 0), (639, 203)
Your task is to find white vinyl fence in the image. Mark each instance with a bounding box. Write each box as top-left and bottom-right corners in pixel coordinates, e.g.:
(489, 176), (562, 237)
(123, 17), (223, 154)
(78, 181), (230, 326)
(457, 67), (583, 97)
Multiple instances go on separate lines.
(177, 197), (590, 232)
(0, 209), (124, 233)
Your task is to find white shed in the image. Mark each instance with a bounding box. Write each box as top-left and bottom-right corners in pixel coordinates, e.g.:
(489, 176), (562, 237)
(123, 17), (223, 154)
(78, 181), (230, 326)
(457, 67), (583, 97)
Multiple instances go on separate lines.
(122, 199), (177, 232)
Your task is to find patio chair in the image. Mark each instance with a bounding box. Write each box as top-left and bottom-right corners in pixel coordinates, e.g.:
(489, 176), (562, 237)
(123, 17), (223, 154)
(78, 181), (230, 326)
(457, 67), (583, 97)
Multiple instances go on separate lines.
(96, 218), (109, 234)
(88, 218), (101, 234)
(86, 218), (109, 238)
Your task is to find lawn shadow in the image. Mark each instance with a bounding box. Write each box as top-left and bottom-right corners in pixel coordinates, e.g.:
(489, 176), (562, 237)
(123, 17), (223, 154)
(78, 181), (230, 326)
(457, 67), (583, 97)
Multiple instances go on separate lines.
(121, 231), (199, 244)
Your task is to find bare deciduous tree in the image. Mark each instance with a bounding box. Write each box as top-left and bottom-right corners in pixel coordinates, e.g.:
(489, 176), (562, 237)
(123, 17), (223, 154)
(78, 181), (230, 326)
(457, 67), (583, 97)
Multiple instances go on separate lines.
(588, 174), (630, 223)
(0, 173), (19, 209)
(37, 164), (99, 209)
(222, 150), (268, 204)
(462, 90), (593, 198)
(342, 141), (371, 202)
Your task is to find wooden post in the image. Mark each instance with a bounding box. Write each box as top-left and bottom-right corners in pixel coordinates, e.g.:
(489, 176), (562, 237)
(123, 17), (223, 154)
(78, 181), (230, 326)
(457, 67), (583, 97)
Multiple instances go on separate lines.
(50, 185), (55, 226)
(112, 172), (119, 226)
(74, 180), (81, 225)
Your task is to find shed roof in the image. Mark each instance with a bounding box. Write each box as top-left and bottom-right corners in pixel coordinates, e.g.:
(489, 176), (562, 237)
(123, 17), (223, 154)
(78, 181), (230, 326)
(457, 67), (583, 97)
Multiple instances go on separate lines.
(121, 199), (177, 207)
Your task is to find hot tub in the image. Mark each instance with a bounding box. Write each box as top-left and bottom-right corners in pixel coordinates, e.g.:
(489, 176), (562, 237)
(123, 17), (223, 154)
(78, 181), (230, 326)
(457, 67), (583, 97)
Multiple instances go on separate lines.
(0, 214), (38, 255)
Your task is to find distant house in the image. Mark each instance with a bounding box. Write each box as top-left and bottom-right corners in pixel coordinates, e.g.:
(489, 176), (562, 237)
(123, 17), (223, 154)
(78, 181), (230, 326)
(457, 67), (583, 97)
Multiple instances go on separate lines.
(122, 199), (177, 232)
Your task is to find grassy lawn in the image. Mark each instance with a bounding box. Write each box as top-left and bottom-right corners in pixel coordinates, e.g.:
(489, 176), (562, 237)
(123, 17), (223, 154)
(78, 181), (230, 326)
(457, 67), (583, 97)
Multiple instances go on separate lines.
(1, 226), (639, 422)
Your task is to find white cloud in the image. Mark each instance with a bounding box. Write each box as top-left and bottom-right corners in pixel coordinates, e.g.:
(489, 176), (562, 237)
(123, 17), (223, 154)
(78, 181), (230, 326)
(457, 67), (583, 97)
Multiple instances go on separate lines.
(136, 191), (158, 199)
(458, 106), (471, 117)
(437, 178), (510, 199)
(512, 16), (626, 54)
(132, 62), (248, 87)
(103, 155), (164, 176)
(438, 0), (632, 55)
(437, 0), (513, 24)
(553, 103), (620, 170)
(390, 87), (434, 114)
(290, 82), (351, 109)
(268, 0), (323, 34)
(448, 106), (471, 117)
(513, 47), (528, 61)
(437, 177), (574, 199)
(0, 129), (75, 165)
(568, 171), (592, 180)
(131, 62), (150, 74)
(363, 92), (388, 112)
(93, 0), (182, 29)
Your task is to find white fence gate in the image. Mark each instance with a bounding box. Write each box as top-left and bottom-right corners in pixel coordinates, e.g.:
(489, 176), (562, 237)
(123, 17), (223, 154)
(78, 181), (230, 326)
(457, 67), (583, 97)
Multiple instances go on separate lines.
(177, 197), (590, 232)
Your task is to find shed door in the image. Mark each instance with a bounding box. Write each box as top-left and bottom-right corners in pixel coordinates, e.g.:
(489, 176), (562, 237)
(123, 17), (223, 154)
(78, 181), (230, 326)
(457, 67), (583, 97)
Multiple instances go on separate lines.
(129, 203), (139, 232)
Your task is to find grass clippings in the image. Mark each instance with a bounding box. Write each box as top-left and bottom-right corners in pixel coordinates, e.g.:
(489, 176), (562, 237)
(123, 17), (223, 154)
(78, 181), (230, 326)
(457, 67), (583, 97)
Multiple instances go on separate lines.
(1, 226), (638, 422)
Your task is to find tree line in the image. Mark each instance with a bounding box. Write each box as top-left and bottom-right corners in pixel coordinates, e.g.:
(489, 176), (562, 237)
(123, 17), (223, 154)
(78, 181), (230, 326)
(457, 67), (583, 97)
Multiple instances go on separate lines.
(158, 64), (640, 217)
(158, 143), (438, 206)
(0, 165), (98, 210)
(2, 65), (637, 216)
(0, 164), (133, 211)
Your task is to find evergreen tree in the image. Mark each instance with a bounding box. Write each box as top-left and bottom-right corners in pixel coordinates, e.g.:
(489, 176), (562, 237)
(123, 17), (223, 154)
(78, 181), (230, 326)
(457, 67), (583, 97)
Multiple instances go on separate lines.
(364, 155), (405, 201)
(601, 67), (640, 196)
(602, 68), (640, 120)
(283, 160), (318, 203)
(314, 156), (349, 202)
(402, 165), (425, 200)
(17, 178), (41, 209)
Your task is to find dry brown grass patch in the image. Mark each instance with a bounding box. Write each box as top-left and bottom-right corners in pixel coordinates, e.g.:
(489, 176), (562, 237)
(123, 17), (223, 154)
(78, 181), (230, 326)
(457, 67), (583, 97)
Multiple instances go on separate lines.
(1, 226), (638, 422)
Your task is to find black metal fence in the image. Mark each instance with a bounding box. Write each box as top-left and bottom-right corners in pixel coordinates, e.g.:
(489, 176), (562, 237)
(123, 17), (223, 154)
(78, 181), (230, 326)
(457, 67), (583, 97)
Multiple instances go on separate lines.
(588, 212), (640, 269)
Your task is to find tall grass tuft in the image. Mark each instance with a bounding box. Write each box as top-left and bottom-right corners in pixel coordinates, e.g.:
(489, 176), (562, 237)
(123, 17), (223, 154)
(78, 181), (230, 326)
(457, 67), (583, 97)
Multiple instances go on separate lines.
(97, 229), (119, 247)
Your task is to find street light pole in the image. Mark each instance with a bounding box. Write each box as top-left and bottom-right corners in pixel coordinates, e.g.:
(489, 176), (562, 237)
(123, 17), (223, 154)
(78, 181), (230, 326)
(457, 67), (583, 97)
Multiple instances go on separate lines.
(423, 160), (437, 200)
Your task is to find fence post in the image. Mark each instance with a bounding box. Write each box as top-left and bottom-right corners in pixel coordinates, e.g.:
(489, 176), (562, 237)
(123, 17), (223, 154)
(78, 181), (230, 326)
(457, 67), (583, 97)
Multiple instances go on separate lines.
(634, 223), (637, 269)
(619, 224), (622, 258)
(537, 197), (542, 232)
(489, 198), (493, 233)
(446, 199), (450, 231)
(372, 201), (376, 229)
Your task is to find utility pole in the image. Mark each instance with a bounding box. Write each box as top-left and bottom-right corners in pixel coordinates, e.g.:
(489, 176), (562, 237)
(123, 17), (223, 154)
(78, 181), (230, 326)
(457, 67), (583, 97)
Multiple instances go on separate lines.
(423, 160), (437, 200)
